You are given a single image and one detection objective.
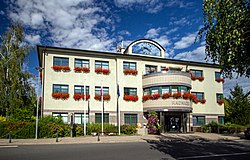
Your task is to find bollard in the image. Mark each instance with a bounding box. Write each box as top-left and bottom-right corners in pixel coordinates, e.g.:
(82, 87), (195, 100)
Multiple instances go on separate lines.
(97, 132), (100, 141)
(56, 132), (58, 142)
(9, 131), (12, 143)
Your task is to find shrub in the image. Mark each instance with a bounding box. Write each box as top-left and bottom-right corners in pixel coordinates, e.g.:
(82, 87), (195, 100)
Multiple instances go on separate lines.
(121, 125), (137, 135)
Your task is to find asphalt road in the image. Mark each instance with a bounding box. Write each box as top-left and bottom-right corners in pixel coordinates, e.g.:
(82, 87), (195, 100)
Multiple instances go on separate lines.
(0, 140), (250, 160)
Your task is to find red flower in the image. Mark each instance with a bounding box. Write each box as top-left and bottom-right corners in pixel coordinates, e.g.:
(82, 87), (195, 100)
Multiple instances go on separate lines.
(52, 66), (62, 71)
(52, 92), (69, 100)
(94, 94), (110, 101)
(62, 66), (70, 71)
(182, 92), (191, 99)
(73, 94), (83, 100)
(142, 95), (151, 101)
(162, 67), (169, 71)
(94, 94), (101, 100)
(123, 95), (139, 102)
(162, 92), (171, 99)
(216, 78), (224, 83)
(123, 69), (138, 75)
(217, 100), (224, 105)
(74, 67), (82, 72)
(173, 92), (182, 99)
(200, 99), (206, 104)
(102, 69), (110, 75)
(81, 67), (90, 73)
(199, 77), (204, 81)
(191, 74), (197, 80)
(95, 68), (102, 74)
(151, 93), (161, 99)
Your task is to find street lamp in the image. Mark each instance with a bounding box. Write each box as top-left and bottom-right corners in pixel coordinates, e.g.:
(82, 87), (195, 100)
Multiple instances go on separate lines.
(35, 67), (44, 139)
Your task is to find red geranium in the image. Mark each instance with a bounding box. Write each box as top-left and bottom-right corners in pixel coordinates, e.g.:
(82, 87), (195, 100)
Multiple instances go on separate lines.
(151, 93), (161, 99)
(102, 69), (110, 75)
(199, 76), (204, 81)
(52, 92), (69, 100)
(173, 92), (182, 99)
(94, 94), (110, 101)
(81, 67), (90, 73)
(200, 99), (206, 104)
(162, 92), (171, 99)
(123, 69), (138, 75)
(95, 68), (102, 74)
(182, 92), (191, 99)
(191, 74), (197, 80)
(142, 95), (151, 102)
(162, 67), (169, 71)
(61, 66), (70, 71)
(74, 67), (82, 72)
(216, 78), (224, 83)
(217, 99), (224, 105)
(123, 95), (138, 102)
(52, 66), (62, 71)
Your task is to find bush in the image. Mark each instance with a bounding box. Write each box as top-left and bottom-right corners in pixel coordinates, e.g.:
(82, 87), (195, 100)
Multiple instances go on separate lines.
(86, 123), (117, 135)
(202, 122), (244, 134)
(121, 125), (137, 135)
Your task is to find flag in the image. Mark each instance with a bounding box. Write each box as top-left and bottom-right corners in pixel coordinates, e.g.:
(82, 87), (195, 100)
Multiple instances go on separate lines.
(117, 84), (120, 98)
(100, 86), (103, 97)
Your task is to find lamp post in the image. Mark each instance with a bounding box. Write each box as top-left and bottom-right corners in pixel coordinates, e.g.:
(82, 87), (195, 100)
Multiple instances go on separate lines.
(35, 67), (43, 139)
(83, 79), (87, 136)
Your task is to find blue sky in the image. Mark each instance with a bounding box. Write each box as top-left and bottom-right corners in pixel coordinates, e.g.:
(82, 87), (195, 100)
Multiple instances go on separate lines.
(0, 0), (249, 97)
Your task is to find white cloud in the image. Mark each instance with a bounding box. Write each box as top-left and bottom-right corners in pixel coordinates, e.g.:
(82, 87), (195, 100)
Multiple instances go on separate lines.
(174, 45), (206, 62)
(7, 0), (114, 51)
(25, 34), (41, 45)
(165, 27), (179, 35)
(145, 28), (160, 39)
(153, 36), (171, 48)
(174, 33), (196, 49)
(170, 17), (191, 26)
(166, 0), (193, 8)
(0, 10), (4, 15)
(114, 0), (164, 13)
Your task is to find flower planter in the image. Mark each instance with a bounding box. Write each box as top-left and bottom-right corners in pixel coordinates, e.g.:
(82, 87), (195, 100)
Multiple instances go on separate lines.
(151, 93), (161, 99)
(73, 94), (90, 100)
(142, 95), (151, 102)
(94, 94), (110, 101)
(200, 99), (206, 104)
(123, 69), (138, 75)
(216, 78), (224, 83)
(162, 93), (171, 99)
(74, 67), (90, 73)
(52, 92), (69, 100)
(95, 68), (110, 75)
(52, 66), (70, 72)
(199, 77), (204, 81)
(173, 92), (182, 99)
(123, 95), (138, 102)
(182, 92), (191, 99)
(191, 74), (197, 80)
(217, 100), (224, 105)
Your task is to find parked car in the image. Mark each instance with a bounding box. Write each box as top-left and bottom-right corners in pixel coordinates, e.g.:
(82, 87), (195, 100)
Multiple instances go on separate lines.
(245, 128), (250, 139)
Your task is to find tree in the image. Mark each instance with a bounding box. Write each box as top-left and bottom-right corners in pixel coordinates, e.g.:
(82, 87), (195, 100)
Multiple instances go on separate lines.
(225, 84), (250, 125)
(198, 0), (250, 78)
(0, 22), (36, 118)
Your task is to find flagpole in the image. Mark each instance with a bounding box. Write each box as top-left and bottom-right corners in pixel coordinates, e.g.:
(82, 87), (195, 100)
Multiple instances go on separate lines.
(117, 83), (121, 135)
(83, 79), (86, 136)
(101, 80), (104, 135)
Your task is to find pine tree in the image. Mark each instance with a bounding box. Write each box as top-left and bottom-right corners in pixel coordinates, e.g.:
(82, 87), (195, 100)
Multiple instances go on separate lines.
(225, 84), (250, 125)
(0, 22), (36, 118)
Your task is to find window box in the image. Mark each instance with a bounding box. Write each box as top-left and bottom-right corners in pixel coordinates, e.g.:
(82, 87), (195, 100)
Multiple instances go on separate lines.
(123, 69), (138, 75)
(94, 94), (110, 101)
(162, 93), (171, 99)
(151, 93), (161, 99)
(123, 95), (139, 102)
(173, 92), (182, 99)
(52, 92), (69, 100)
(73, 94), (90, 101)
(142, 94), (151, 102)
(193, 98), (200, 104)
(217, 99), (224, 105)
(191, 74), (197, 80)
(162, 67), (169, 71)
(74, 67), (82, 72)
(182, 92), (191, 99)
(74, 67), (90, 73)
(95, 68), (110, 75)
(198, 76), (204, 81)
(52, 66), (70, 72)
(200, 99), (206, 104)
(216, 78), (224, 83)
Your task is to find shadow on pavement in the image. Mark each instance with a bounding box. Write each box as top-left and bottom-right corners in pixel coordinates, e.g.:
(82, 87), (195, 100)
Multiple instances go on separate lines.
(143, 135), (250, 159)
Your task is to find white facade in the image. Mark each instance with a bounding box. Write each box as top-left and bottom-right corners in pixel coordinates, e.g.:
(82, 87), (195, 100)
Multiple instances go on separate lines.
(37, 39), (224, 132)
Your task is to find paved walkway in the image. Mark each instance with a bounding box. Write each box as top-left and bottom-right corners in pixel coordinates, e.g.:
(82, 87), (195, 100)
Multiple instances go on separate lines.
(0, 132), (244, 146)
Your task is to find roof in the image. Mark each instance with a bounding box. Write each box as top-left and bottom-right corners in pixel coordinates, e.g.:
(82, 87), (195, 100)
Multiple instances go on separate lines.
(37, 45), (221, 69)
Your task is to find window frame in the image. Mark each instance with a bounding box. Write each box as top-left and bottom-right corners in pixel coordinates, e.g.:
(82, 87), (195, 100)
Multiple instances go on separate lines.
(74, 113), (89, 124)
(215, 72), (221, 80)
(124, 87), (137, 96)
(145, 65), (157, 74)
(95, 60), (109, 70)
(53, 84), (69, 93)
(53, 57), (69, 66)
(190, 69), (203, 78)
(75, 59), (89, 68)
(191, 92), (205, 100)
(124, 114), (138, 125)
(95, 86), (109, 95)
(95, 113), (109, 123)
(123, 61), (136, 70)
(192, 116), (205, 126)
(74, 85), (89, 94)
(216, 93), (223, 101)
(52, 112), (68, 124)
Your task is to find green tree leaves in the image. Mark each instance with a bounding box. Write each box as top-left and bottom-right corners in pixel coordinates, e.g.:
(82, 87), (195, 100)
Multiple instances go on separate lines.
(198, 0), (250, 78)
(0, 22), (36, 118)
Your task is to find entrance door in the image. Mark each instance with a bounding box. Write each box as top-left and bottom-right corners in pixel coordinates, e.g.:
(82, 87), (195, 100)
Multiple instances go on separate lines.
(165, 116), (181, 133)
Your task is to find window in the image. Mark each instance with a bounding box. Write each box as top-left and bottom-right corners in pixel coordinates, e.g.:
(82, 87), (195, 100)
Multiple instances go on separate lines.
(75, 59), (89, 68)
(143, 88), (150, 95)
(191, 92), (204, 100)
(95, 113), (109, 123)
(74, 86), (89, 94)
(215, 72), (221, 80)
(53, 113), (68, 123)
(162, 86), (170, 94)
(145, 65), (157, 74)
(95, 61), (109, 70)
(95, 86), (109, 95)
(124, 114), (138, 125)
(124, 88), (137, 96)
(191, 70), (203, 78)
(74, 113), (89, 124)
(193, 116), (205, 126)
(180, 86), (188, 94)
(53, 57), (69, 66)
(216, 93), (223, 101)
(171, 86), (178, 94)
(151, 87), (159, 94)
(53, 84), (68, 93)
(218, 116), (224, 124)
(123, 62), (136, 70)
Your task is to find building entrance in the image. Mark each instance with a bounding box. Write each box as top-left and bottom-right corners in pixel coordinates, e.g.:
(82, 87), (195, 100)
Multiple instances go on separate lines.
(165, 115), (181, 132)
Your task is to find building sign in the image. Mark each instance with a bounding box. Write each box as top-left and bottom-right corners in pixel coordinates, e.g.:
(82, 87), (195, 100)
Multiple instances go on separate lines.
(172, 100), (190, 106)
